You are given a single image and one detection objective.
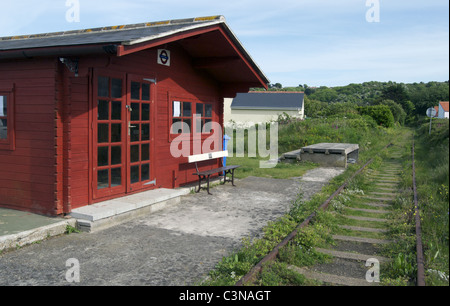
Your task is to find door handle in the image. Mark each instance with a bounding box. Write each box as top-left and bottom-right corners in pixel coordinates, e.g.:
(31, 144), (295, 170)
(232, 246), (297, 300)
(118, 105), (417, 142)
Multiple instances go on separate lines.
(128, 122), (137, 135)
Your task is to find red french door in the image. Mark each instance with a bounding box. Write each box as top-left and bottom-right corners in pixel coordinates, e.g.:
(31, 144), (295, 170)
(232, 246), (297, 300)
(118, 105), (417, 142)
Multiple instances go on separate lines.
(126, 75), (156, 192)
(93, 71), (156, 201)
(93, 72), (127, 199)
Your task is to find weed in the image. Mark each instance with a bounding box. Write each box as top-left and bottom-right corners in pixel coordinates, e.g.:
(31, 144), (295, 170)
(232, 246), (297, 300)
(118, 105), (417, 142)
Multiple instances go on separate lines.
(65, 225), (80, 234)
(256, 262), (307, 286)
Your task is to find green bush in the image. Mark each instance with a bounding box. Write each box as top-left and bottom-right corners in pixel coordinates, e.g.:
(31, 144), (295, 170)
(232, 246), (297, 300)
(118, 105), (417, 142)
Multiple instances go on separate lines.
(357, 105), (395, 128)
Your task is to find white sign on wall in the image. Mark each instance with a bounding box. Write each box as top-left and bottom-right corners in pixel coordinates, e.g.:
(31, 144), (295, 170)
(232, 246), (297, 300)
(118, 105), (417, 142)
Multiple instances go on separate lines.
(0, 96), (5, 116)
(157, 49), (171, 66)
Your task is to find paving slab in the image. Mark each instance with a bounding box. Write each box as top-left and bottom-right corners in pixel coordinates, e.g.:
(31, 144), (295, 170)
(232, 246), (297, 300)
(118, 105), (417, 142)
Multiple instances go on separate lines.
(0, 209), (62, 236)
(0, 208), (77, 252)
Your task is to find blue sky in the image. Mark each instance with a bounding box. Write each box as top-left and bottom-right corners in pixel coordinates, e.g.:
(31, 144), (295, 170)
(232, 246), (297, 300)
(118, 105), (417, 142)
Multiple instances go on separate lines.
(1, 0), (448, 87)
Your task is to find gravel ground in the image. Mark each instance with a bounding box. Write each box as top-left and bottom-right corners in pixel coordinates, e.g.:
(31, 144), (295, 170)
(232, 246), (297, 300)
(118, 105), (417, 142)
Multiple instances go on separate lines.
(0, 168), (344, 286)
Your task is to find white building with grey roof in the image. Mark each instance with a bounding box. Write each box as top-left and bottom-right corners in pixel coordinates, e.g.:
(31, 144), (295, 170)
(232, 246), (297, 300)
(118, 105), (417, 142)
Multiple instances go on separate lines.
(224, 91), (304, 128)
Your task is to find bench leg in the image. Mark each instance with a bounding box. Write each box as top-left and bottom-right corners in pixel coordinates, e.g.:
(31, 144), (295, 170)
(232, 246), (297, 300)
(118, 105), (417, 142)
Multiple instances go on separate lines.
(195, 174), (213, 195)
(221, 170), (227, 185)
(220, 169), (236, 186)
(206, 174), (212, 195)
(196, 175), (204, 193)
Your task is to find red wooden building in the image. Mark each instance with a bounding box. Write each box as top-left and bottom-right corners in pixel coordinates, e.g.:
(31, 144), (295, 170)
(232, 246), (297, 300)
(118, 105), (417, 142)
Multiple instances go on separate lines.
(0, 16), (269, 216)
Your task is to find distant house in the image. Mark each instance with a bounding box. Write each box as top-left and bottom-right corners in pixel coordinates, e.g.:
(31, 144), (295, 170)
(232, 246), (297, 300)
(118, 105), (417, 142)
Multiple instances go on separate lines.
(433, 106), (440, 117)
(224, 91), (304, 128)
(437, 101), (449, 119)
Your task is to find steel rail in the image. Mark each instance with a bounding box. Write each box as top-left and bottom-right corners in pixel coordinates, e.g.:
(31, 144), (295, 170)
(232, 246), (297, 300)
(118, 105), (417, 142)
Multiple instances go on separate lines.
(412, 136), (426, 286)
(235, 143), (393, 286)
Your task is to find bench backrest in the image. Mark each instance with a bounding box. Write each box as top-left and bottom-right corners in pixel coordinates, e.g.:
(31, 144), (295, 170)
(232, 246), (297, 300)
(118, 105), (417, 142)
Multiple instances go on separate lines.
(188, 151), (228, 163)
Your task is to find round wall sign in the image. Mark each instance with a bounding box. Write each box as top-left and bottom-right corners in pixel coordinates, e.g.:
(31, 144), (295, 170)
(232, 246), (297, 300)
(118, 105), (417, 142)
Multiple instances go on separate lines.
(157, 49), (171, 66)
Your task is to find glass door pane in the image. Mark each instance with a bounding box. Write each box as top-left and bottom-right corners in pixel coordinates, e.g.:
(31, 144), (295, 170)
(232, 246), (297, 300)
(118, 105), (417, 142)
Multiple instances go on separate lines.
(127, 77), (153, 191)
(94, 74), (126, 199)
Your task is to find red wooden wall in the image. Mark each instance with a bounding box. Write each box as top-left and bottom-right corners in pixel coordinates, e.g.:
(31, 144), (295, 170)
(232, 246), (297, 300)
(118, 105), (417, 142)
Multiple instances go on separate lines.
(62, 42), (224, 212)
(0, 58), (59, 215)
(0, 41), (228, 216)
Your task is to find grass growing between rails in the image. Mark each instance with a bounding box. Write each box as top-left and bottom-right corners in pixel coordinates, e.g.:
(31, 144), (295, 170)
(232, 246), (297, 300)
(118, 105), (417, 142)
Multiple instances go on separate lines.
(324, 129), (440, 286)
(253, 136), (425, 286)
(368, 124), (448, 286)
(202, 160), (385, 286)
(371, 135), (419, 285)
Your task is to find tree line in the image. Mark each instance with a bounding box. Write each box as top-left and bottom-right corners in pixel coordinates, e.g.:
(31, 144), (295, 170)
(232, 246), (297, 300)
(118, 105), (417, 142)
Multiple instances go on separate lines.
(255, 81), (449, 126)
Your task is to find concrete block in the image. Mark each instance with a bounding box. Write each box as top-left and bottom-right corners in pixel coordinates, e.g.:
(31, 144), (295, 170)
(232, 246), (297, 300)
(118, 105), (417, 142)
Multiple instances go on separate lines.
(300, 143), (359, 168)
(0, 219), (77, 252)
(70, 188), (188, 233)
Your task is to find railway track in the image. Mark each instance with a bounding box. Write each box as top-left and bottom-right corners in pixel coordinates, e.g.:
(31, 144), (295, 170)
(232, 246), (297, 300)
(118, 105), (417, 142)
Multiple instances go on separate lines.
(412, 136), (426, 286)
(288, 153), (402, 286)
(236, 139), (426, 286)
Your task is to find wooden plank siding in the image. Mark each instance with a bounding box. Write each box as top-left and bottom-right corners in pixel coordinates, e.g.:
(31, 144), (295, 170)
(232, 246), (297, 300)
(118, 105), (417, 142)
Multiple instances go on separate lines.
(1, 41), (227, 215)
(0, 58), (58, 215)
(65, 75), (89, 210)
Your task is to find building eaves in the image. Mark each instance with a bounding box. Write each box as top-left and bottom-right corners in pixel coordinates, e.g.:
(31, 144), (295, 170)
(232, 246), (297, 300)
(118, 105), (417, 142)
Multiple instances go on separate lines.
(0, 15), (269, 86)
(0, 16), (224, 51)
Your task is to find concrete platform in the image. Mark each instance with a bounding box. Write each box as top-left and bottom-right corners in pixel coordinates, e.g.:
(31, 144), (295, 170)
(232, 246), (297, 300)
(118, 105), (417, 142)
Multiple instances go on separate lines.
(0, 208), (76, 252)
(70, 188), (190, 232)
(279, 149), (302, 163)
(0, 183), (217, 251)
(301, 143), (359, 168)
(0, 169), (346, 286)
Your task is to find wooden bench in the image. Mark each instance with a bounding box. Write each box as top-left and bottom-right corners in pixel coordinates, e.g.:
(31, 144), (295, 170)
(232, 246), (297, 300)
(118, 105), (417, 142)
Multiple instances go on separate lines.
(188, 151), (240, 195)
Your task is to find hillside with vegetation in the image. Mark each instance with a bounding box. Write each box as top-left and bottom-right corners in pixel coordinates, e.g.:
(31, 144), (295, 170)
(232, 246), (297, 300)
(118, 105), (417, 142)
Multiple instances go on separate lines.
(252, 81), (449, 126)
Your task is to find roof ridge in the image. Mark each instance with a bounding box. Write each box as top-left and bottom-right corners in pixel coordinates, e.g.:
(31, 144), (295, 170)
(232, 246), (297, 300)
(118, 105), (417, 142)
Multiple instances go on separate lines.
(439, 101), (449, 112)
(0, 15), (225, 42)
